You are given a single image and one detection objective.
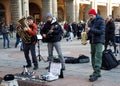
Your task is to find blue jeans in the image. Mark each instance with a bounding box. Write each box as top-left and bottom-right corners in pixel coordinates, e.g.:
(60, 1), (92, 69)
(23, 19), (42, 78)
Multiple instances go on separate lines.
(24, 43), (38, 67)
(15, 36), (20, 48)
(3, 34), (10, 48)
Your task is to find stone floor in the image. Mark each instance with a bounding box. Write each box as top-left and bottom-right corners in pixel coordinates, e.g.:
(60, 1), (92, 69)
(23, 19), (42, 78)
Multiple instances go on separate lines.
(0, 37), (120, 86)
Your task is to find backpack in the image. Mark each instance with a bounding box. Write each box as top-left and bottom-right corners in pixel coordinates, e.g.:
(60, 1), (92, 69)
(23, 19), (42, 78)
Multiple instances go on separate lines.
(101, 49), (119, 70)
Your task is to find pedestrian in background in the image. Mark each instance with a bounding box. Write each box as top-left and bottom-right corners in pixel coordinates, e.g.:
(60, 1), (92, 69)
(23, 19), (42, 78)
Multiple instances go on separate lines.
(85, 9), (105, 82)
(1, 23), (11, 49)
(104, 15), (116, 53)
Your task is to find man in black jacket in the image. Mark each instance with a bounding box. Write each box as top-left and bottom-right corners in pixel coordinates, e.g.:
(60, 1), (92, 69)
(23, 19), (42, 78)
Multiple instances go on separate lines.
(40, 13), (65, 70)
(85, 9), (105, 82)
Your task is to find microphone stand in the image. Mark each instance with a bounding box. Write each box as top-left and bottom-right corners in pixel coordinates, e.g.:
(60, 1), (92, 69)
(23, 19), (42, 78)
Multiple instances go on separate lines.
(36, 35), (47, 62)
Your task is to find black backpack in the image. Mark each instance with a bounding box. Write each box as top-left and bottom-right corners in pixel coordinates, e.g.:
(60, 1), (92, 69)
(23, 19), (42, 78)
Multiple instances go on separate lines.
(101, 49), (119, 70)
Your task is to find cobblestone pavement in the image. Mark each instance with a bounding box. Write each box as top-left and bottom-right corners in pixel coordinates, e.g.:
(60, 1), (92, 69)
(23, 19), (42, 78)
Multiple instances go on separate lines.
(0, 36), (120, 86)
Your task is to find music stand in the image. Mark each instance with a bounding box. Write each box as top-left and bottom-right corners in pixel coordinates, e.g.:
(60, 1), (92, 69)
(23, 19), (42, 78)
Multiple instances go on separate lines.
(36, 35), (46, 62)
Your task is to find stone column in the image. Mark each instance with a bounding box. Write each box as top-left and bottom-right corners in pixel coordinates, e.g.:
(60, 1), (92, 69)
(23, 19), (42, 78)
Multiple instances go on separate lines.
(22, 0), (29, 17)
(66, 0), (75, 22)
(42, 0), (52, 21)
(52, 0), (57, 18)
(74, 0), (79, 22)
(10, 0), (22, 24)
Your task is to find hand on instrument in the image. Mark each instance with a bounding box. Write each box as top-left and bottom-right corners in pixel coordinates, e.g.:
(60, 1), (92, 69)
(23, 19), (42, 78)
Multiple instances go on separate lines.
(24, 27), (30, 31)
(43, 34), (46, 38)
(49, 30), (54, 33)
(85, 27), (90, 33)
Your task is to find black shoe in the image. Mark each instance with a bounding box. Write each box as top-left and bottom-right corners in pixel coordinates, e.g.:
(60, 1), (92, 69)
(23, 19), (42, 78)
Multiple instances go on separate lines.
(23, 65), (32, 68)
(89, 75), (98, 82)
(89, 74), (101, 78)
(45, 66), (49, 70)
(33, 66), (38, 70)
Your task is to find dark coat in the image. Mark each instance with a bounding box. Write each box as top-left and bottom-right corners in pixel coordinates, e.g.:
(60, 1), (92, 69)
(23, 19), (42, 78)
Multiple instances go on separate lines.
(105, 20), (115, 39)
(88, 15), (105, 44)
(40, 18), (63, 43)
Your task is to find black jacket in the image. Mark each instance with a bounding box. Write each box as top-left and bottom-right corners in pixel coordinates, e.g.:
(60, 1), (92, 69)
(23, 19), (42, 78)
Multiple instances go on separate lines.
(105, 20), (115, 38)
(88, 15), (105, 44)
(41, 18), (63, 43)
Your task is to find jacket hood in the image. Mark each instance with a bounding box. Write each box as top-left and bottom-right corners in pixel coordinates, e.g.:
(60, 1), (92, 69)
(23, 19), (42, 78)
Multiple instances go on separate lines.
(51, 17), (57, 24)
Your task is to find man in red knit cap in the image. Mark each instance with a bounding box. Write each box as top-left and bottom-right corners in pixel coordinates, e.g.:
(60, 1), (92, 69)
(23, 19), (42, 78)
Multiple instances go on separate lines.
(85, 9), (105, 82)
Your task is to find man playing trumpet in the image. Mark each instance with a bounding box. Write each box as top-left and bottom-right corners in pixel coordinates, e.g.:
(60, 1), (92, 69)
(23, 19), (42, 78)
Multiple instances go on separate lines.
(85, 9), (105, 82)
(22, 16), (38, 70)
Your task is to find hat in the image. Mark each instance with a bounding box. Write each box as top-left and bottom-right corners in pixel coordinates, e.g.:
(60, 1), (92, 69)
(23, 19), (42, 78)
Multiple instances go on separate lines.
(46, 13), (52, 18)
(88, 9), (97, 15)
(27, 16), (34, 20)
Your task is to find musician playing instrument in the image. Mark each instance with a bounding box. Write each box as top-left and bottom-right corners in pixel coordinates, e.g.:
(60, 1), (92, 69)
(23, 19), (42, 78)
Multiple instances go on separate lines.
(85, 9), (105, 82)
(40, 13), (65, 70)
(22, 16), (38, 70)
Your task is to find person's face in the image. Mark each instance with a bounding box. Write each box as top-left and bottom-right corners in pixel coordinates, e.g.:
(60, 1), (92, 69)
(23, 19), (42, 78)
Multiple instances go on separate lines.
(27, 19), (33, 25)
(89, 14), (96, 21)
(47, 17), (52, 22)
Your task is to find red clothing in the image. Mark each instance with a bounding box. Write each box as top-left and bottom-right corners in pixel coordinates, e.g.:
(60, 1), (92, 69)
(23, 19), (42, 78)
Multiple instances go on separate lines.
(26, 23), (38, 36)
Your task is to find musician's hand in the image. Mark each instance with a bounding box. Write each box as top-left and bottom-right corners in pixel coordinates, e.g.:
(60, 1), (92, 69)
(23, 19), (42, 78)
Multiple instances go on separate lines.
(85, 27), (90, 33)
(43, 34), (46, 38)
(49, 30), (54, 33)
(24, 27), (31, 31)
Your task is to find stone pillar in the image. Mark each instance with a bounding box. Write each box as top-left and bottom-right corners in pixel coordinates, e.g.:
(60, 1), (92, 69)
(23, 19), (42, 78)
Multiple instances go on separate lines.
(52, 0), (57, 18)
(107, 0), (113, 16)
(66, 0), (75, 22)
(10, 0), (22, 24)
(74, 0), (79, 22)
(22, 0), (29, 17)
(42, 0), (52, 21)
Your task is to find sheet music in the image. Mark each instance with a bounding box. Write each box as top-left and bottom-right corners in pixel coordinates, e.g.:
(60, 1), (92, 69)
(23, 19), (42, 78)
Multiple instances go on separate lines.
(37, 35), (42, 40)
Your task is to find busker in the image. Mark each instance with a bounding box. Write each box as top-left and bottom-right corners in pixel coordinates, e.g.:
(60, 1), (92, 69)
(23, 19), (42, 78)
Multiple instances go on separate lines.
(85, 9), (105, 82)
(40, 13), (65, 70)
(22, 16), (38, 70)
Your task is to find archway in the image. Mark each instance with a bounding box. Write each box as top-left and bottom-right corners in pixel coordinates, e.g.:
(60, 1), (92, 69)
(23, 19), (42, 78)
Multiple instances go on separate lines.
(58, 7), (64, 22)
(29, 3), (41, 24)
(0, 3), (5, 23)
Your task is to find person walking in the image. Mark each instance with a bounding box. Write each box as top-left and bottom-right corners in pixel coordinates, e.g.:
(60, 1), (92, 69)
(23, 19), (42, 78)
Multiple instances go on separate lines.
(85, 9), (105, 82)
(40, 13), (65, 70)
(22, 16), (38, 70)
(1, 23), (11, 49)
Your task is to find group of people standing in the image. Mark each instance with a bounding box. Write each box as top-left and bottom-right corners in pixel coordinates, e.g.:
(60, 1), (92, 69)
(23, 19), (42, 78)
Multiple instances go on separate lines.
(0, 8), (118, 82)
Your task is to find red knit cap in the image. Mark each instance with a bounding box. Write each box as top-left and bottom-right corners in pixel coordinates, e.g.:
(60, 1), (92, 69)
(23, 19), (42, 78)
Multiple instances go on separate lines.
(88, 9), (97, 15)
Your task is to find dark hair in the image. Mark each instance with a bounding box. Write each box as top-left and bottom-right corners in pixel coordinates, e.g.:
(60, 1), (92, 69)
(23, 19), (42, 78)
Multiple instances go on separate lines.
(27, 16), (34, 20)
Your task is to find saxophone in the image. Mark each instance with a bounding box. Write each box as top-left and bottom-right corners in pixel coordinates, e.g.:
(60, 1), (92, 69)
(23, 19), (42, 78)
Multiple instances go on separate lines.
(81, 19), (90, 45)
(16, 17), (32, 44)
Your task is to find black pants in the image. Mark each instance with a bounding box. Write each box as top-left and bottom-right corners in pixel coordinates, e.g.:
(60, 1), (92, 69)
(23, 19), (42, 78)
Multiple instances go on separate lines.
(24, 43), (38, 67)
(105, 36), (116, 52)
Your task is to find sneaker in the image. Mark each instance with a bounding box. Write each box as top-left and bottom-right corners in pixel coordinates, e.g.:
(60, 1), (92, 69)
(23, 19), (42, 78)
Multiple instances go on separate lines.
(33, 66), (38, 70)
(23, 65), (32, 68)
(89, 75), (99, 82)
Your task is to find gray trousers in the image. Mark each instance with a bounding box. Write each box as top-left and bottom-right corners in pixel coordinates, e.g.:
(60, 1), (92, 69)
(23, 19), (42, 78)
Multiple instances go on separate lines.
(47, 42), (65, 69)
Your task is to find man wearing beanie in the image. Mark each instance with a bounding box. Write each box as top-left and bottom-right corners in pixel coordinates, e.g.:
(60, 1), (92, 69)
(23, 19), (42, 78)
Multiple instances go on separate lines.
(85, 9), (105, 82)
(40, 13), (65, 70)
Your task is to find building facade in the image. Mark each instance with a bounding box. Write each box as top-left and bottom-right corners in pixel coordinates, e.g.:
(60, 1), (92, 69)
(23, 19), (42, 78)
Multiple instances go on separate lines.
(0, 0), (120, 25)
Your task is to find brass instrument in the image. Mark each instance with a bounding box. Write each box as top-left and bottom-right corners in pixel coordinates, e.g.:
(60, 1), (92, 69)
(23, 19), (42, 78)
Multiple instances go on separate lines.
(16, 17), (32, 44)
(81, 20), (90, 45)
(81, 31), (87, 45)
